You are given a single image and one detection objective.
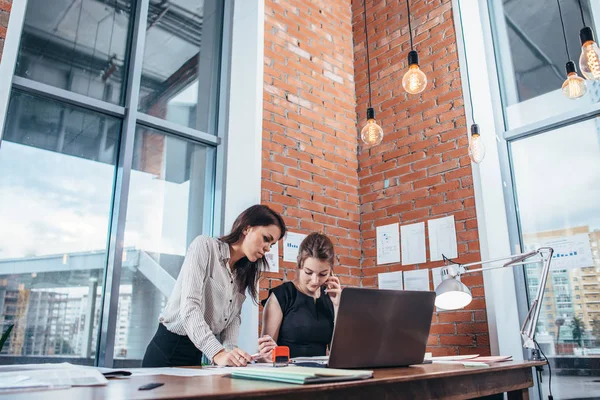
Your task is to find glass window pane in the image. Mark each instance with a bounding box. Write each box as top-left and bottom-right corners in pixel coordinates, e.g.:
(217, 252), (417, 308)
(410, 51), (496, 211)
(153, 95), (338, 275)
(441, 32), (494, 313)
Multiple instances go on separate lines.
(15, 0), (133, 105)
(0, 91), (120, 364)
(510, 117), (600, 398)
(113, 126), (215, 363)
(138, 0), (223, 134)
(490, 0), (600, 129)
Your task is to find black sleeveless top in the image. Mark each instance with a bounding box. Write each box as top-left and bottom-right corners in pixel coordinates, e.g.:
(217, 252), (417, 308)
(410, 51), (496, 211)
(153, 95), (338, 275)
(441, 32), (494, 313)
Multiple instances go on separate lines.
(262, 281), (335, 358)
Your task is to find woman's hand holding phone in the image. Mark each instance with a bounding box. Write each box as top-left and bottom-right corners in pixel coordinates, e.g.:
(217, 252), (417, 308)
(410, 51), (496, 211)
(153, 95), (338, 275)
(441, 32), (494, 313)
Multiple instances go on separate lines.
(324, 275), (342, 307)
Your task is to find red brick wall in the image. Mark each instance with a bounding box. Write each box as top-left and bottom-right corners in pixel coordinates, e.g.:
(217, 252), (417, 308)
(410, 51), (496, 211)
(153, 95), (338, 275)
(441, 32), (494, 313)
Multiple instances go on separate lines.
(353, 0), (489, 356)
(0, 0), (11, 61)
(260, 0), (361, 308)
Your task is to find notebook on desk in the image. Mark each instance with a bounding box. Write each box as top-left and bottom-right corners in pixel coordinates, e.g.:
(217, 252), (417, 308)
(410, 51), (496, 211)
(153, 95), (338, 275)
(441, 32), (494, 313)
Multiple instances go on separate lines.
(229, 366), (372, 385)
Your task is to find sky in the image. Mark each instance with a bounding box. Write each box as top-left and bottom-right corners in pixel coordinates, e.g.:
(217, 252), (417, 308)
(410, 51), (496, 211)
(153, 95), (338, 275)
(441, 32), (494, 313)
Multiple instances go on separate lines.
(0, 141), (191, 260)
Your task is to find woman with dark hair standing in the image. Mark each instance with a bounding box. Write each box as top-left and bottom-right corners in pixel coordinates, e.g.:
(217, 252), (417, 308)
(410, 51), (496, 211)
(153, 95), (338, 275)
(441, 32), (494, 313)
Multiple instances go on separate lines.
(142, 204), (286, 367)
(261, 232), (342, 359)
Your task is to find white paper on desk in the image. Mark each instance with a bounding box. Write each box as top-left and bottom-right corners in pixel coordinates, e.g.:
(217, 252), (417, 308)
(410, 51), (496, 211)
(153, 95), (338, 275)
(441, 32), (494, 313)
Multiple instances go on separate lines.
(401, 222), (426, 265)
(376, 223), (400, 265)
(128, 367), (228, 377)
(403, 269), (430, 291)
(378, 271), (403, 290)
(428, 216), (458, 261)
(0, 368), (107, 390)
(0, 362), (76, 372)
(265, 242), (279, 272)
(283, 232), (307, 262)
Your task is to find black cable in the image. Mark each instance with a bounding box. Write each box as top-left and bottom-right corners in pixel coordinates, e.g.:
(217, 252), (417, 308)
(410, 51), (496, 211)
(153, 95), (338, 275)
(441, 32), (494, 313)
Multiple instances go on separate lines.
(362, 0), (372, 108)
(406, 0), (414, 50)
(578, 0), (586, 27)
(534, 339), (554, 400)
(456, 0), (476, 124)
(557, 0), (571, 60)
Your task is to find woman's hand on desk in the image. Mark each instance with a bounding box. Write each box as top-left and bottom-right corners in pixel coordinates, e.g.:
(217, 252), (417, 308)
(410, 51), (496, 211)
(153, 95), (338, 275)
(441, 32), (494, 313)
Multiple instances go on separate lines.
(257, 335), (277, 361)
(325, 275), (342, 307)
(213, 348), (252, 366)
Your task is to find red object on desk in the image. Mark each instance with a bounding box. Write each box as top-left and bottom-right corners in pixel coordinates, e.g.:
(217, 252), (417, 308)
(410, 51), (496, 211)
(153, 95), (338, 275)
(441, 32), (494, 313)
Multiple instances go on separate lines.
(272, 346), (290, 366)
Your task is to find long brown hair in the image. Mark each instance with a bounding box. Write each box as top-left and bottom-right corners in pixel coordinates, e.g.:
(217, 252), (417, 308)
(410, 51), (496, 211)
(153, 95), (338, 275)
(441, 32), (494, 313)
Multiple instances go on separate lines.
(297, 232), (335, 270)
(220, 205), (286, 301)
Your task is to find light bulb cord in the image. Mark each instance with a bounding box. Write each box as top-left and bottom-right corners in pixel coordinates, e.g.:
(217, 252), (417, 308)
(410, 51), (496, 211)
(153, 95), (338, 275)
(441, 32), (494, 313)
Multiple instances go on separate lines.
(457, 0), (476, 125)
(406, 0), (414, 50)
(578, 0), (586, 27)
(363, 0), (372, 108)
(557, 0), (571, 61)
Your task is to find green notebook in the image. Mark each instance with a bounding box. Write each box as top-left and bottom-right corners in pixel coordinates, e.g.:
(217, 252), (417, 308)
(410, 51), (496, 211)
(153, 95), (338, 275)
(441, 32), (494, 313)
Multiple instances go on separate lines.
(230, 366), (373, 385)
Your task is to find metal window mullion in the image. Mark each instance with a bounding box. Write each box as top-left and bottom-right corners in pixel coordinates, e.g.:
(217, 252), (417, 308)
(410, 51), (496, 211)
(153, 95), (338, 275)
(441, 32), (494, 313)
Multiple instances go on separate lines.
(96, 0), (149, 368)
(503, 102), (600, 142)
(0, 0), (29, 146)
(11, 76), (126, 118)
(214, 0), (235, 237)
(136, 112), (220, 146)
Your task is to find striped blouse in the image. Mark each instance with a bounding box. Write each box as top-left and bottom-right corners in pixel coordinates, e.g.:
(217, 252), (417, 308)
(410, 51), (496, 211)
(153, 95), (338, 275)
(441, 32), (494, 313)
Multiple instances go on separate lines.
(159, 235), (246, 361)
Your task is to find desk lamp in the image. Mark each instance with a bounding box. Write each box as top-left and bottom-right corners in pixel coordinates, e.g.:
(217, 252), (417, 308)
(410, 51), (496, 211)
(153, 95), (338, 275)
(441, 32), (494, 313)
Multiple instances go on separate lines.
(435, 247), (554, 361)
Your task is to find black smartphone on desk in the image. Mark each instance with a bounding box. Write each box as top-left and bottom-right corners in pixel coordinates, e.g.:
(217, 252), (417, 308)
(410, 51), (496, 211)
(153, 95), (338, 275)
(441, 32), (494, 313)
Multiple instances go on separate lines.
(139, 382), (164, 391)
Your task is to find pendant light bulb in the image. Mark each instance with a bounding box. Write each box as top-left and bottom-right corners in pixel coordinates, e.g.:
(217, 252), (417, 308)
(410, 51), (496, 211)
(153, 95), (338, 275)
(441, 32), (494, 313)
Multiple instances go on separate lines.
(562, 61), (587, 99)
(402, 51), (427, 94)
(579, 27), (600, 80)
(361, 108), (384, 146)
(468, 124), (485, 164)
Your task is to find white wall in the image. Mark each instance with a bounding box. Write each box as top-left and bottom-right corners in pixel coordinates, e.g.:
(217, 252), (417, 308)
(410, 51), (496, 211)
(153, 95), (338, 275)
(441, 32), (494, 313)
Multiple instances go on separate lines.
(222, 0), (265, 354)
(453, 0), (524, 359)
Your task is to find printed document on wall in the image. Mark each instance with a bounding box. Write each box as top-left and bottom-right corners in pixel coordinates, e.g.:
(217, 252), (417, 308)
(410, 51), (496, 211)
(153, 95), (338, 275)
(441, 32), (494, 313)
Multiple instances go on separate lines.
(265, 243), (279, 272)
(403, 269), (430, 291)
(283, 232), (307, 262)
(378, 271), (403, 290)
(377, 223), (400, 265)
(401, 222), (426, 265)
(536, 233), (594, 270)
(428, 216), (458, 261)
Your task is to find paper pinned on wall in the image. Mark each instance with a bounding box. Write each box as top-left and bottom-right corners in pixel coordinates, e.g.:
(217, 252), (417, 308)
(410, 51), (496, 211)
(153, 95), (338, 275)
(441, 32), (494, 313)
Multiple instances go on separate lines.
(403, 269), (430, 291)
(283, 232), (307, 263)
(376, 223), (400, 265)
(378, 271), (403, 290)
(265, 242), (279, 272)
(536, 234), (594, 270)
(428, 216), (458, 261)
(401, 222), (426, 265)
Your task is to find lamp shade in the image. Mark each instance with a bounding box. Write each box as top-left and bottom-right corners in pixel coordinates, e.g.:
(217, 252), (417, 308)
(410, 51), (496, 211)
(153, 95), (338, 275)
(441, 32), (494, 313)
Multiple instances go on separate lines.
(434, 278), (472, 310)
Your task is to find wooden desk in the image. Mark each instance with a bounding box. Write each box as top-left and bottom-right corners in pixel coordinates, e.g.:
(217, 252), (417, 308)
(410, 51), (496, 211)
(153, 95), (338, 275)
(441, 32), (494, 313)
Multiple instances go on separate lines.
(5, 361), (543, 400)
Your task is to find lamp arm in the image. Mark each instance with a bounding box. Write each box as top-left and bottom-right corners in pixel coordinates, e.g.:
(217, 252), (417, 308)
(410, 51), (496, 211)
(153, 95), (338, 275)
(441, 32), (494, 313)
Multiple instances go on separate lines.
(446, 247), (554, 350)
(520, 247), (553, 350)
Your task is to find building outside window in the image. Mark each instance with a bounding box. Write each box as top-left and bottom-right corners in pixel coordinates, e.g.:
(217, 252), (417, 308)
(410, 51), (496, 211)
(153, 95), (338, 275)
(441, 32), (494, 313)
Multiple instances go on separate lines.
(0, 0), (228, 367)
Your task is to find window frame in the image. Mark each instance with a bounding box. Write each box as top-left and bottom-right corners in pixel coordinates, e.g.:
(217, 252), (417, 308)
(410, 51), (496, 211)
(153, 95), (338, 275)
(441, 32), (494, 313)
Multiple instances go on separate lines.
(0, 0), (232, 367)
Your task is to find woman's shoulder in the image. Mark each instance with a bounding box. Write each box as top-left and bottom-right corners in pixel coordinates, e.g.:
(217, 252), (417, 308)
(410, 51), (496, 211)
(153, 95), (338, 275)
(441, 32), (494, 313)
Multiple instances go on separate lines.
(261, 281), (296, 307)
(188, 235), (222, 254)
(272, 281), (295, 295)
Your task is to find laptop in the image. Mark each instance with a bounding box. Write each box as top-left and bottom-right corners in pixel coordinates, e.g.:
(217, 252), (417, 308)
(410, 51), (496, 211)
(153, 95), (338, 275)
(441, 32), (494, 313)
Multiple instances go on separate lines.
(325, 287), (435, 369)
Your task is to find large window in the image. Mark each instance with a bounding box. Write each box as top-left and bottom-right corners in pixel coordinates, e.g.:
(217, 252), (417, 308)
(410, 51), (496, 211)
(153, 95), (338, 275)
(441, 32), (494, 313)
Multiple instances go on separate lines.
(488, 0), (600, 398)
(0, 0), (226, 367)
(490, 0), (600, 129)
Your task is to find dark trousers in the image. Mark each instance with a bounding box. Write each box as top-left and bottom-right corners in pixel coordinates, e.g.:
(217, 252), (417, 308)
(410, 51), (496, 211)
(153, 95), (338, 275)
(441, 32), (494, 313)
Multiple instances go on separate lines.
(141, 323), (203, 367)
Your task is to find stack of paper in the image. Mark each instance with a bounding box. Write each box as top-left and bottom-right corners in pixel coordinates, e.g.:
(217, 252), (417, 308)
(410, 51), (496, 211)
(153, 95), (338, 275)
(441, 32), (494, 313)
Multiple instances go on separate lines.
(425, 354), (512, 368)
(230, 365), (373, 385)
(0, 368), (107, 392)
(290, 356), (329, 366)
